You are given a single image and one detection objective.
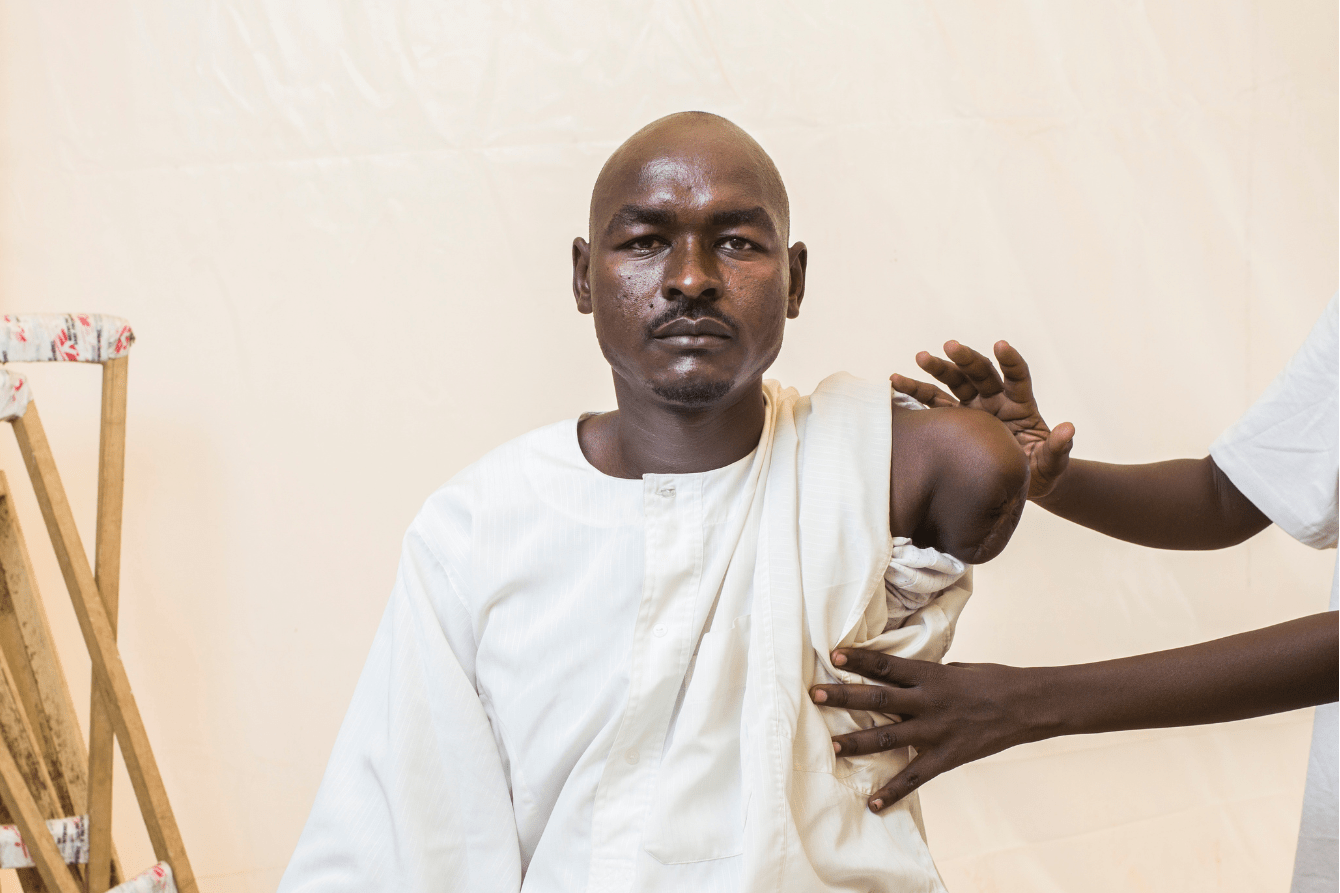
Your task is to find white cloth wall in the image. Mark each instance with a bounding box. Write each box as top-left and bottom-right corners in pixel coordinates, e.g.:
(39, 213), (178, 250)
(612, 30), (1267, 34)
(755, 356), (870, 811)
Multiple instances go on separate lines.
(0, 2), (1334, 891)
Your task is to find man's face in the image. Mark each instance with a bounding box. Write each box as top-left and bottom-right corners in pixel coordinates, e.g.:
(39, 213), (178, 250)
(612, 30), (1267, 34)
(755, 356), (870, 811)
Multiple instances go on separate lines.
(573, 132), (806, 409)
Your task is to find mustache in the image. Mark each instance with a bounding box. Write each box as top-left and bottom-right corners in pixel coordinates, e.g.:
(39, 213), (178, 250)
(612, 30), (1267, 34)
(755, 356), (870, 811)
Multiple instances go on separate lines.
(646, 302), (738, 333)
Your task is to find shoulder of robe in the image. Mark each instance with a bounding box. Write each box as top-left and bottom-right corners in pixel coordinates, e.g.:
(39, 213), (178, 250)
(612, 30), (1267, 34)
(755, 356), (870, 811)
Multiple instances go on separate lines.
(411, 418), (577, 549)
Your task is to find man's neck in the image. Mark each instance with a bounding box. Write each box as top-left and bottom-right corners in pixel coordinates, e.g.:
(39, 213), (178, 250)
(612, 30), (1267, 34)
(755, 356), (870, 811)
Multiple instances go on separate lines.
(578, 379), (767, 479)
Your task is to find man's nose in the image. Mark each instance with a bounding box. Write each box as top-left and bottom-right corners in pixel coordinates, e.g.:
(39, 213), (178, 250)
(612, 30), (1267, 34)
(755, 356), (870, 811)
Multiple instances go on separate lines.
(662, 239), (721, 302)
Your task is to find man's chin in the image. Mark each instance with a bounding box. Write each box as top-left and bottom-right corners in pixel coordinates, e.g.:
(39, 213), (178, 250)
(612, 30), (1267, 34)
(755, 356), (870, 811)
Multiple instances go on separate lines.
(651, 378), (733, 408)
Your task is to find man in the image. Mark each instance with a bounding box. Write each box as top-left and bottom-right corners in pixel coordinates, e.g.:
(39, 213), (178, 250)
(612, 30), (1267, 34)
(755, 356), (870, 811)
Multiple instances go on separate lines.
(278, 112), (1028, 892)
(813, 303), (1338, 890)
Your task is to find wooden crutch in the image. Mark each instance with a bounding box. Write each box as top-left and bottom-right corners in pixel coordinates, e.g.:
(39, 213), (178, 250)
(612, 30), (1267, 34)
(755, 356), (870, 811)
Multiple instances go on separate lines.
(1, 315), (194, 893)
(0, 314), (128, 890)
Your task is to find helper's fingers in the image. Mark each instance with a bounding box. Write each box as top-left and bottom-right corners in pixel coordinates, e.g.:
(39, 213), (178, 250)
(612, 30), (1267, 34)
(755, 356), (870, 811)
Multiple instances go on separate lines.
(810, 681), (921, 716)
(943, 340), (1005, 400)
(890, 373), (958, 409)
(915, 352), (979, 404)
(867, 749), (952, 813)
(1028, 421), (1075, 498)
(831, 717), (933, 757)
(992, 340), (1037, 405)
(831, 649), (929, 686)
(1041, 422), (1075, 470)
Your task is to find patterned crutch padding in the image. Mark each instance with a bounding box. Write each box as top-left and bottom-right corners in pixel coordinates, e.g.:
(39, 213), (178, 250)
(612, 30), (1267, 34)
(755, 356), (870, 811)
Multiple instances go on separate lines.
(0, 815), (88, 868)
(0, 312), (132, 417)
(108, 861), (176, 893)
(0, 314), (134, 363)
(0, 816), (175, 892)
(0, 366), (31, 421)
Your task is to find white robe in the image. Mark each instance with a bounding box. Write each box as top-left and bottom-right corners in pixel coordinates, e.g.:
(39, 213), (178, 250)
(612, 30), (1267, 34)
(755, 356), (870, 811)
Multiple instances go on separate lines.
(280, 374), (971, 892)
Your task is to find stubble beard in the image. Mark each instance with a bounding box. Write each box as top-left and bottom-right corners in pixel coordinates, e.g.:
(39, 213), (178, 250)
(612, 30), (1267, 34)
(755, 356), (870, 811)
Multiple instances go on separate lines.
(650, 378), (733, 407)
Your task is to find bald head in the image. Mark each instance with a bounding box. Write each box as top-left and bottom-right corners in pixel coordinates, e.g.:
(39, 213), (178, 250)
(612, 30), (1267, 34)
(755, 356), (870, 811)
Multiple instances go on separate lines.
(589, 112), (790, 242)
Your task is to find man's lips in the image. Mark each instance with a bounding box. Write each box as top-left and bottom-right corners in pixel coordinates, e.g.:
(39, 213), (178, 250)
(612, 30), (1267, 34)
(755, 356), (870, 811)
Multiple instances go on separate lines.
(651, 317), (733, 340)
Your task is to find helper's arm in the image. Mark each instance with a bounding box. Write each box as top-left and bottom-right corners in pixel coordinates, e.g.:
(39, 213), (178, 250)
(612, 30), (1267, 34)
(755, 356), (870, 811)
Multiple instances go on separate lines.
(1034, 455), (1270, 547)
(813, 612), (1338, 812)
(901, 339), (1270, 547)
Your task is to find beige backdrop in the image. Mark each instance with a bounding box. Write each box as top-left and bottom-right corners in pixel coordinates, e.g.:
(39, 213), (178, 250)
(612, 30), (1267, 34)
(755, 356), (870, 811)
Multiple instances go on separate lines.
(0, 2), (1335, 891)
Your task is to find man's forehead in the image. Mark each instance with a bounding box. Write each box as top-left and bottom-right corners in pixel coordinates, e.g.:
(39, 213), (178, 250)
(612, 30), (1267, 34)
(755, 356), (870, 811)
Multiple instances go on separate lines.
(589, 113), (790, 238)
(600, 150), (779, 217)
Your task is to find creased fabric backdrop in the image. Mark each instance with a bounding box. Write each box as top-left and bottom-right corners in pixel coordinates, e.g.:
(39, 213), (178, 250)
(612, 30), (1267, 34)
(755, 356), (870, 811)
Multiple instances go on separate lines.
(0, 2), (1334, 891)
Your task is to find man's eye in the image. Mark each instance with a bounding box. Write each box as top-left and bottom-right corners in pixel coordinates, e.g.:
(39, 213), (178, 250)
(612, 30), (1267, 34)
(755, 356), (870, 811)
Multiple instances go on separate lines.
(626, 236), (661, 251)
(721, 237), (753, 251)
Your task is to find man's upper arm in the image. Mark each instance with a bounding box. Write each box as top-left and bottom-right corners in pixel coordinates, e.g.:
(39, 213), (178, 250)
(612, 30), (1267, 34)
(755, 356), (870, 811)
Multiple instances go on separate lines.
(907, 407), (1030, 564)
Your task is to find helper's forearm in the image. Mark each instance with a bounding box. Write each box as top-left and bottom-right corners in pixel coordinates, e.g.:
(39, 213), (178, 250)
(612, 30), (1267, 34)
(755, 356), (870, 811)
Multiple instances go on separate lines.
(1033, 456), (1270, 549)
(1018, 612), (1339, 742)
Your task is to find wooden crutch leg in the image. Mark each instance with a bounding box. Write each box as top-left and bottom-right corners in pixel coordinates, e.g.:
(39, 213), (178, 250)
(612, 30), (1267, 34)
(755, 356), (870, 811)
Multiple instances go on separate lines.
(0, 475), (122, 889)
(0, 802), (50, 893)
(0, 660), (56, 893)
(0, 639), (79, 893)
(86, 356), (127, 893)
(0, 752), (79, 893)
(10, 404), (196, 893)
(0, 479), (82, 893)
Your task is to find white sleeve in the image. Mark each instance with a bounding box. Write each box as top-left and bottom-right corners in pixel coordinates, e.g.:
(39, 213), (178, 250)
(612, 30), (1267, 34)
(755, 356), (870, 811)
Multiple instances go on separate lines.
(1210, 294), (1339, 549)
(277, 527), (522, 893)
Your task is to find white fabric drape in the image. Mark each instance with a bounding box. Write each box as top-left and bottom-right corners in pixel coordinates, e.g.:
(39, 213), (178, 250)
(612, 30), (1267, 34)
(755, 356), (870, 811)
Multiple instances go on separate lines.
(280, 376), (972, 891)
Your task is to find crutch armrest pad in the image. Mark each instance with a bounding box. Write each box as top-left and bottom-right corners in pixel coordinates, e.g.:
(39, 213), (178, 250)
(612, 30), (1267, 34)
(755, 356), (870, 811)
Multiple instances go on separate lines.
(1, 314), (134, 363)
(0, 367), (31, 421)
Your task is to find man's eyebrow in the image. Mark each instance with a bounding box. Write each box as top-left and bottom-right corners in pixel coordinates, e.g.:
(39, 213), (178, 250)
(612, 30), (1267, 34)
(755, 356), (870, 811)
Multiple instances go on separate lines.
(605, 205), (674, 235)
(710, 206), (775, 232)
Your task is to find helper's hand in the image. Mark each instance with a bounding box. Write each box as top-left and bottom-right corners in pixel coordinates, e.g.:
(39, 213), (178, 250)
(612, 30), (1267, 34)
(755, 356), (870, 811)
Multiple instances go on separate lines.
(810, 648), (1039, 813)
(891, 340), (1074, 499)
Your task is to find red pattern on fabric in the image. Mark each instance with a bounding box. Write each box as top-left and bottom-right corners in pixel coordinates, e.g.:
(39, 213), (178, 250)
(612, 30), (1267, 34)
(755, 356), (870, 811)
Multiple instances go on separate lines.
(54, 329), (78, 360)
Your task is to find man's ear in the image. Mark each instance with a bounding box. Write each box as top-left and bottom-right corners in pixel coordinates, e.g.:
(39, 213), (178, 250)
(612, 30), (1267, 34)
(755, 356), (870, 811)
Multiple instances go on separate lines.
(787, 241), (807, 319)
(573, 237), (593, 314)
